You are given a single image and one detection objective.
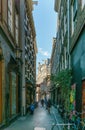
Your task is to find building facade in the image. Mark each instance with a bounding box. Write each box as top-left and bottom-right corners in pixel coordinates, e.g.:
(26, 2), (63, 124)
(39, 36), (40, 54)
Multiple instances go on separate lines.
(53, 0), (85, 118)
(51, 0), (71, 110)
(51, 37), (58, 105)
(36, 59), (51, 101)
(0, 0), (22, 126)
(70, 0), (85, 116)
(20, 0), (37, 115)
(54, 0), (70, 70)
(0, 0), (37, 127)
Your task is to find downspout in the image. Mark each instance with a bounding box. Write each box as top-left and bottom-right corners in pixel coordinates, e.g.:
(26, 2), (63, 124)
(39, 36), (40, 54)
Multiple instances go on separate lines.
(67, 0), (71, 112)
(67, 0), (70, 69)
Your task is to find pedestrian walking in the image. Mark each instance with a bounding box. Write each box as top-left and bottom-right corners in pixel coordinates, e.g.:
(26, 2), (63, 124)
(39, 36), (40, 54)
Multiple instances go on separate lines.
(30, 102), (35, 114)
(47, 99), (52, 113)
(44, 96), (47, 109)
(41, 99), (44, 107)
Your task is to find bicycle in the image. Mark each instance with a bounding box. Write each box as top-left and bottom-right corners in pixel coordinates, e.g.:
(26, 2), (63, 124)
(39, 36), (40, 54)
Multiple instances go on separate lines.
(68, 111), (85, 130)
(81, 118), (85, 130)
(75, 111), (85, 130)
(51, 122), (73, 130)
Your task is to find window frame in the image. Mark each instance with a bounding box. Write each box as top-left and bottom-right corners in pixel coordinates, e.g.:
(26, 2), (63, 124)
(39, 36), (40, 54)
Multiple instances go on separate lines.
(0, 0), (2, 20)
(15, 12), (19, 45)
(8, 0), (13, 34)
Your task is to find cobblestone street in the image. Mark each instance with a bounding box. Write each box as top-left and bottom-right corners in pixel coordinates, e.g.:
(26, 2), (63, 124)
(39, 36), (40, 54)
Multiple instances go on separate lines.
(4, 105), (63, 130)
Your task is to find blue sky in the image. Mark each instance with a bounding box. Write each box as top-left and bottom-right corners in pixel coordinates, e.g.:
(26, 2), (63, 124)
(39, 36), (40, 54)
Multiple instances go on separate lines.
(33, 0), (57, 70)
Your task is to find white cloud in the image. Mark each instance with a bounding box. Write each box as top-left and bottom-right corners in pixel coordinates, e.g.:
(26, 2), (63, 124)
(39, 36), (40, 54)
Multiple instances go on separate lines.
(39, 48), (50, 57)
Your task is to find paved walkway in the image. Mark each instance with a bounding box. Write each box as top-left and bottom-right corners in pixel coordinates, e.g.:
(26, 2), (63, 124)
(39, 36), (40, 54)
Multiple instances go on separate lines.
(3, 105), (64, 130)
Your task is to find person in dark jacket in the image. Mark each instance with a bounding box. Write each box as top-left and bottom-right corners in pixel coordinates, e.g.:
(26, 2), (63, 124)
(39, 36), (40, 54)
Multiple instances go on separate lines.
(47, 99), (51, 113)
(41, 99), (44, 107)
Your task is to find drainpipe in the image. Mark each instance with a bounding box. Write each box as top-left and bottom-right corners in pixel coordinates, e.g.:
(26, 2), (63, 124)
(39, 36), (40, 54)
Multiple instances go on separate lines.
(67, 0), (71, 112)
(67, 0), (70, 69)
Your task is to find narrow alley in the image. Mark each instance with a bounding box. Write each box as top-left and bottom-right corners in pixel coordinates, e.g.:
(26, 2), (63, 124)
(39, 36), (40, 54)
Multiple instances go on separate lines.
(0, 0), (85, 129)
(3, 104), (64, 130)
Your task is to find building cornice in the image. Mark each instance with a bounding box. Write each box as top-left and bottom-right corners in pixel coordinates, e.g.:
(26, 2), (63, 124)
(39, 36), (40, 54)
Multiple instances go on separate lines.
(54, 0), (60, 12)
(34, 38), (38, 54)
(27, 0), (33, 11)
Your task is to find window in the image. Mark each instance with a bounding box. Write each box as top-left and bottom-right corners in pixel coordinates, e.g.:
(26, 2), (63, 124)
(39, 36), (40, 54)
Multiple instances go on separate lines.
(60, 41), (62, 53)
(61, 6), (63, 19)
(61, 30), (63, 44)
(64, 15), (66, 35)
(62, 55), (64, 69)
(8, 0), (13, 34)
(82, 0), (85, 9)
(0, 0), (2, 20)
(15, 13), (19, 45)
(71, 0), (78, 35)
(71, 5), (74, 35)
(64, 47), (66, 68)
(73, 0), (78, 29)
(73, 0), (78, 20)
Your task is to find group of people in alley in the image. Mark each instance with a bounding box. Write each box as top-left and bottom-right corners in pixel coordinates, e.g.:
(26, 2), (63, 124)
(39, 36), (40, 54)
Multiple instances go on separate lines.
(41, 98), (52, 112)
(30, 98), (52, 114)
